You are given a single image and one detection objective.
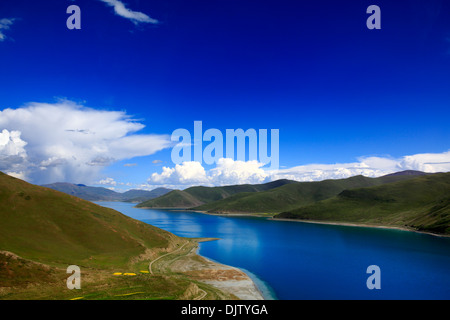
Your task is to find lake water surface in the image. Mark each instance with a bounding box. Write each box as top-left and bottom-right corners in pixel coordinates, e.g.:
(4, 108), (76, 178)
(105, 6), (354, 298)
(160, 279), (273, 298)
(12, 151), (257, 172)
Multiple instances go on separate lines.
(96, 202), (450, 300)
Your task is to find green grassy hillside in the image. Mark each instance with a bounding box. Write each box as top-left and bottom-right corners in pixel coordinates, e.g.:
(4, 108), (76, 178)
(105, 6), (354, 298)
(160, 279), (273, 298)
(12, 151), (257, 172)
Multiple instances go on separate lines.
(0, 172), (178, 267)
(193, 173), (425, 214)
(137, 189), (206, 208)
(136, 179), (296, 208)
(275, 173), (450, 235)
(0, 172), (238, 300)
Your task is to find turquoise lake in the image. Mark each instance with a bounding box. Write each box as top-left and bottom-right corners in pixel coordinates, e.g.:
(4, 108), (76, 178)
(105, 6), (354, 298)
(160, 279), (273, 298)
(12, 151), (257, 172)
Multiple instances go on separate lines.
(96, 202), (450, 300)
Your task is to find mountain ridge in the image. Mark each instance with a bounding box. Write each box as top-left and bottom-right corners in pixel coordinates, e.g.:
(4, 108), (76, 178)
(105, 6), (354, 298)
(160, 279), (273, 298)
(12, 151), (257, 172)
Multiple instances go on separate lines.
(42, 182), (172, 202)
(275, 172), (450, 235)
(137, 170), (430, 214)
(136, 179), (297, 208)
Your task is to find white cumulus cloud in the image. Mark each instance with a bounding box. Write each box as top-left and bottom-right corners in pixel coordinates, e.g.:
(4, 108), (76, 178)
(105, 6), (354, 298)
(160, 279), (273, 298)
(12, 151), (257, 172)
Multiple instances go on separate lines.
(398, 152), (450, 173)
(209, 158), (269, 185)
(98, 177), (117, 186)
(0, 100), (171, 184)
(0, 129), (28, 178)
(148, 158), (270, 188)
(0, 129), (27, 157)
(99, 0), (159, 24)
(149, 161), (209, 187)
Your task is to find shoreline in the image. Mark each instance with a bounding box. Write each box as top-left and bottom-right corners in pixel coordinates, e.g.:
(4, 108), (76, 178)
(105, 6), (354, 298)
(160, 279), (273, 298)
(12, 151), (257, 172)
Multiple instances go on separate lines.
(146, 237), (265, 300)
(191, 210), (272, 218)
(193, 243), (267, 300)
(192, 209), (450, 238)
(137, 206), (449, 238)
(121, 205), (267, 299)
(271, 218), (450, 238)
(136, 206), (271, 218)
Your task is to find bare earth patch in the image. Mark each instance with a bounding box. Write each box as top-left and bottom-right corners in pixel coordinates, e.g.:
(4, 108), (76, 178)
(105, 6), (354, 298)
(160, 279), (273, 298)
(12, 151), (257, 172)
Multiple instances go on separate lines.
(163, 242), (264, 300)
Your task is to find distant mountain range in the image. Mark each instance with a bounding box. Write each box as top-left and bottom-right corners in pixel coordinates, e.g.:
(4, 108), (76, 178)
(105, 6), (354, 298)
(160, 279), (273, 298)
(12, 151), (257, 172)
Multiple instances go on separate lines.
(383, 170), (430, 177)
(136, 179), (296, 209)
(136, 170), (450, 235)
(42, 182), (172, 202)
(137, 171), (428, 213)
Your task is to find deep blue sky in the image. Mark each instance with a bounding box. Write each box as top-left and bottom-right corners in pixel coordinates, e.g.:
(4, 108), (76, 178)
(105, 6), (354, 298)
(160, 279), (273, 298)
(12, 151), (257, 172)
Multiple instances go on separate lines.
(1, 0), (450, 187)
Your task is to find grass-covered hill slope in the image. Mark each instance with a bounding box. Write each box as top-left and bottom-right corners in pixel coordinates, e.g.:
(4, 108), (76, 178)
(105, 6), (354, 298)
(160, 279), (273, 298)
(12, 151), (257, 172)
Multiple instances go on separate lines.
(136, 179), (296, 208)
(0, 172), (179, 268)
(275, 172), (450, 235)
(193, 172), (426, 214)
(0, 172), (242, 300)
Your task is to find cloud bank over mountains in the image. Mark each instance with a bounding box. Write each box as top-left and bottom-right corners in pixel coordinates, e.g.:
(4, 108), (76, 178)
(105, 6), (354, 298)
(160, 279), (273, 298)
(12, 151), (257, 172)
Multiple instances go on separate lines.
(147, 152), (450, 189)
(0, 100), (171, 184)
(148, 158), (268, 188)
(1, 100), (449, 188)
(269, 153), (450, 182)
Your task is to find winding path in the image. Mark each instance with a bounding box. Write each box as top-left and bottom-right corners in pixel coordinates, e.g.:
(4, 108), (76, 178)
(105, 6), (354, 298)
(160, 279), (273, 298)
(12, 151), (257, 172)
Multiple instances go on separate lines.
(147, 241), (208, 300)
(69, 241), (210, 300)
(148, 241), (189, 275)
